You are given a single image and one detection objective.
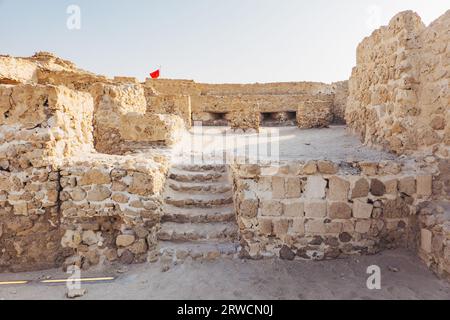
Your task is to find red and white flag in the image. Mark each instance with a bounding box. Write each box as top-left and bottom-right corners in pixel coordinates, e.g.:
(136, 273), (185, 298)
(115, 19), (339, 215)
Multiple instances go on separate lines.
(150, 68), (160, 79)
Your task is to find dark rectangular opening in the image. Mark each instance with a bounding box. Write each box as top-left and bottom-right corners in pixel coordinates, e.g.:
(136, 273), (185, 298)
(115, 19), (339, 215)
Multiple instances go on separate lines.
(260, 111), (297, 127)
(202, 112), (229, 126)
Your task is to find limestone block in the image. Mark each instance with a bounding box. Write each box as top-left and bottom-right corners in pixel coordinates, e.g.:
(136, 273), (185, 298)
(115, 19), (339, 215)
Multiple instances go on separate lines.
(304, 201), (327, 218)
(82, 230), (98, 246)
(87, 185), (111, 202)
(359, 162), (378, 176)
(272, 176), (286, 199)
(328, 176), (350, 201)
(273, 218), (290, 239)
(370, 179), (386, 196)
(398, 176), (416, 195)
(383, 178), (398, 194)
(328, 202), (352, 219)
(301, 161), (317, 175)
(116, 234), (136, 247)
(421, 229), (433, 253)
(350, 178), (370, 199)
(290, 218), (305, 236)
(353, 200), (373, 219)
(61, 230), (82, 249)
(283, 200), (304, 217)
(258, 217), (273, 235)
(325, 221), (343, 234)
(260, 200), (283, 216)
(120, 112), (184, 146)
(416, 175), (432, 196)
(286, 177), (302, 198)
(305, 219), (326, 234)
(317, 161), (338, 174)
(304, 176), (327, 199)
(79, 169), (111, 186)
(128, 172), (154, 196)
(355, 220), (372, 233)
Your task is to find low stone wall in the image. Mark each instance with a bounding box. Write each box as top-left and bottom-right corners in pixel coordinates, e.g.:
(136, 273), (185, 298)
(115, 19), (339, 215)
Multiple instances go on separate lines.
(0, 84), (94, 272)
(418, 201), (450, 281)
(59, 153), (168, 269)
(0, 167), (67, 272)
(231, 160), (434, 260)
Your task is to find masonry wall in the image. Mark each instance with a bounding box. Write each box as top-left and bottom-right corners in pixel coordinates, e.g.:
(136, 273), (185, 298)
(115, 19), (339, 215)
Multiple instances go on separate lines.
(0, 84), (94, 272)
(231, 160), (434, 261)
(144, 79), (346, 130)
(346, 10), (449, 155)
(58, 154), (168, 269)
(346, 10), (450, 280)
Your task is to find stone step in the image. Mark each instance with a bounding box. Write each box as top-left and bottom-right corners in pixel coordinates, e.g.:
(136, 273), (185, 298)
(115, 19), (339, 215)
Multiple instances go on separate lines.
(172, 164), (227, 173)
(164, 191), (233, 208)
(162, 204), (235, 223)
(167, 179), (232, 194)
(169, 168), (228, 183)
(159, 241), (239, 262)
(157, 222), (238, 242)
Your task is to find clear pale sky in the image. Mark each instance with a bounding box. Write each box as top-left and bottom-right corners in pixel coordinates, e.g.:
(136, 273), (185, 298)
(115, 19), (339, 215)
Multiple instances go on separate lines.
(0, 0), (448, 83)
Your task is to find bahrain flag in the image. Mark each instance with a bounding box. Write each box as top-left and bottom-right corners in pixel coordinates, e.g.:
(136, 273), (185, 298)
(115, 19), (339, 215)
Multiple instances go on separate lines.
(150, 69), (160, 79)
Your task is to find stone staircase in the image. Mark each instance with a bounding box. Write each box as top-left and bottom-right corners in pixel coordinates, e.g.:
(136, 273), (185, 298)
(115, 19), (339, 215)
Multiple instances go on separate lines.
(157, 164), (239, 264)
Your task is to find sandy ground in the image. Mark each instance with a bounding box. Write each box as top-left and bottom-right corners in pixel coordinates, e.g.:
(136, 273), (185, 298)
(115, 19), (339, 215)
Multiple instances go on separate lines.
(1, 249), (449, 300)
(170, 126), (397, 164)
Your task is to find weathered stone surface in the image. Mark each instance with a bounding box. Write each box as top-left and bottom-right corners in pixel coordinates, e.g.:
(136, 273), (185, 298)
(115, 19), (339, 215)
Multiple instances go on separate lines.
(370, 179), (386, 196)
(260, 200), (283, 216)
(328, 202), (352, 219)
(305, 219), (326, 234)
(355, 220), (371, 233)
(304, 201), (327, 218)
(279, 245), (295, 260)
(258, 218), (273, 235)
(328, 176), (350, 201)
(317, 161), (338, 174)
(350, 178), (369, 199)
(421, 229), (432, 253)
(79, 169), (111, 186)
(272, 176), (286, 199)
(353, 200), (373, 219)
(304, 176), (327, 199)
(283, 200), (304, 217)
(116, 234), (136, 247)
(87, 186), (112, 202)
(286, 177), (302, 198)
(416, 175), (432, 196)
(398, 177), (416, 195)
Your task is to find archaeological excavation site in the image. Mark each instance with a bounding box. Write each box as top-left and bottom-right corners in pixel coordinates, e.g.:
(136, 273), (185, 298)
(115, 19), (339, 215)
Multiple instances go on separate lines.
(0, 10), (449, 285)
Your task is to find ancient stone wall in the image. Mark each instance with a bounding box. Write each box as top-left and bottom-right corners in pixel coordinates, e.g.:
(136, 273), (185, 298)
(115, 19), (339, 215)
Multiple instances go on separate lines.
(231, 160), (434, 260)
(331, 81), (349, 124)
(58, 154), (168, 269)
(144, 79), (346, 129)
(346, 10), (449, 156)
(346, 10), (450, 280)
(89, 83), (147, 154)
(0, 84), (94, 272)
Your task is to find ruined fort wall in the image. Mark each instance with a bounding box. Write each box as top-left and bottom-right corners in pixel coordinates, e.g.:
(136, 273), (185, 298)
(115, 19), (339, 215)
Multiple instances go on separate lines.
(144, 79), (345, 129)
(346, 10), (450, 280)
(346, 10), (449, 156)
(231, 160), (434, 261)
(0, 84), (94, 272)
